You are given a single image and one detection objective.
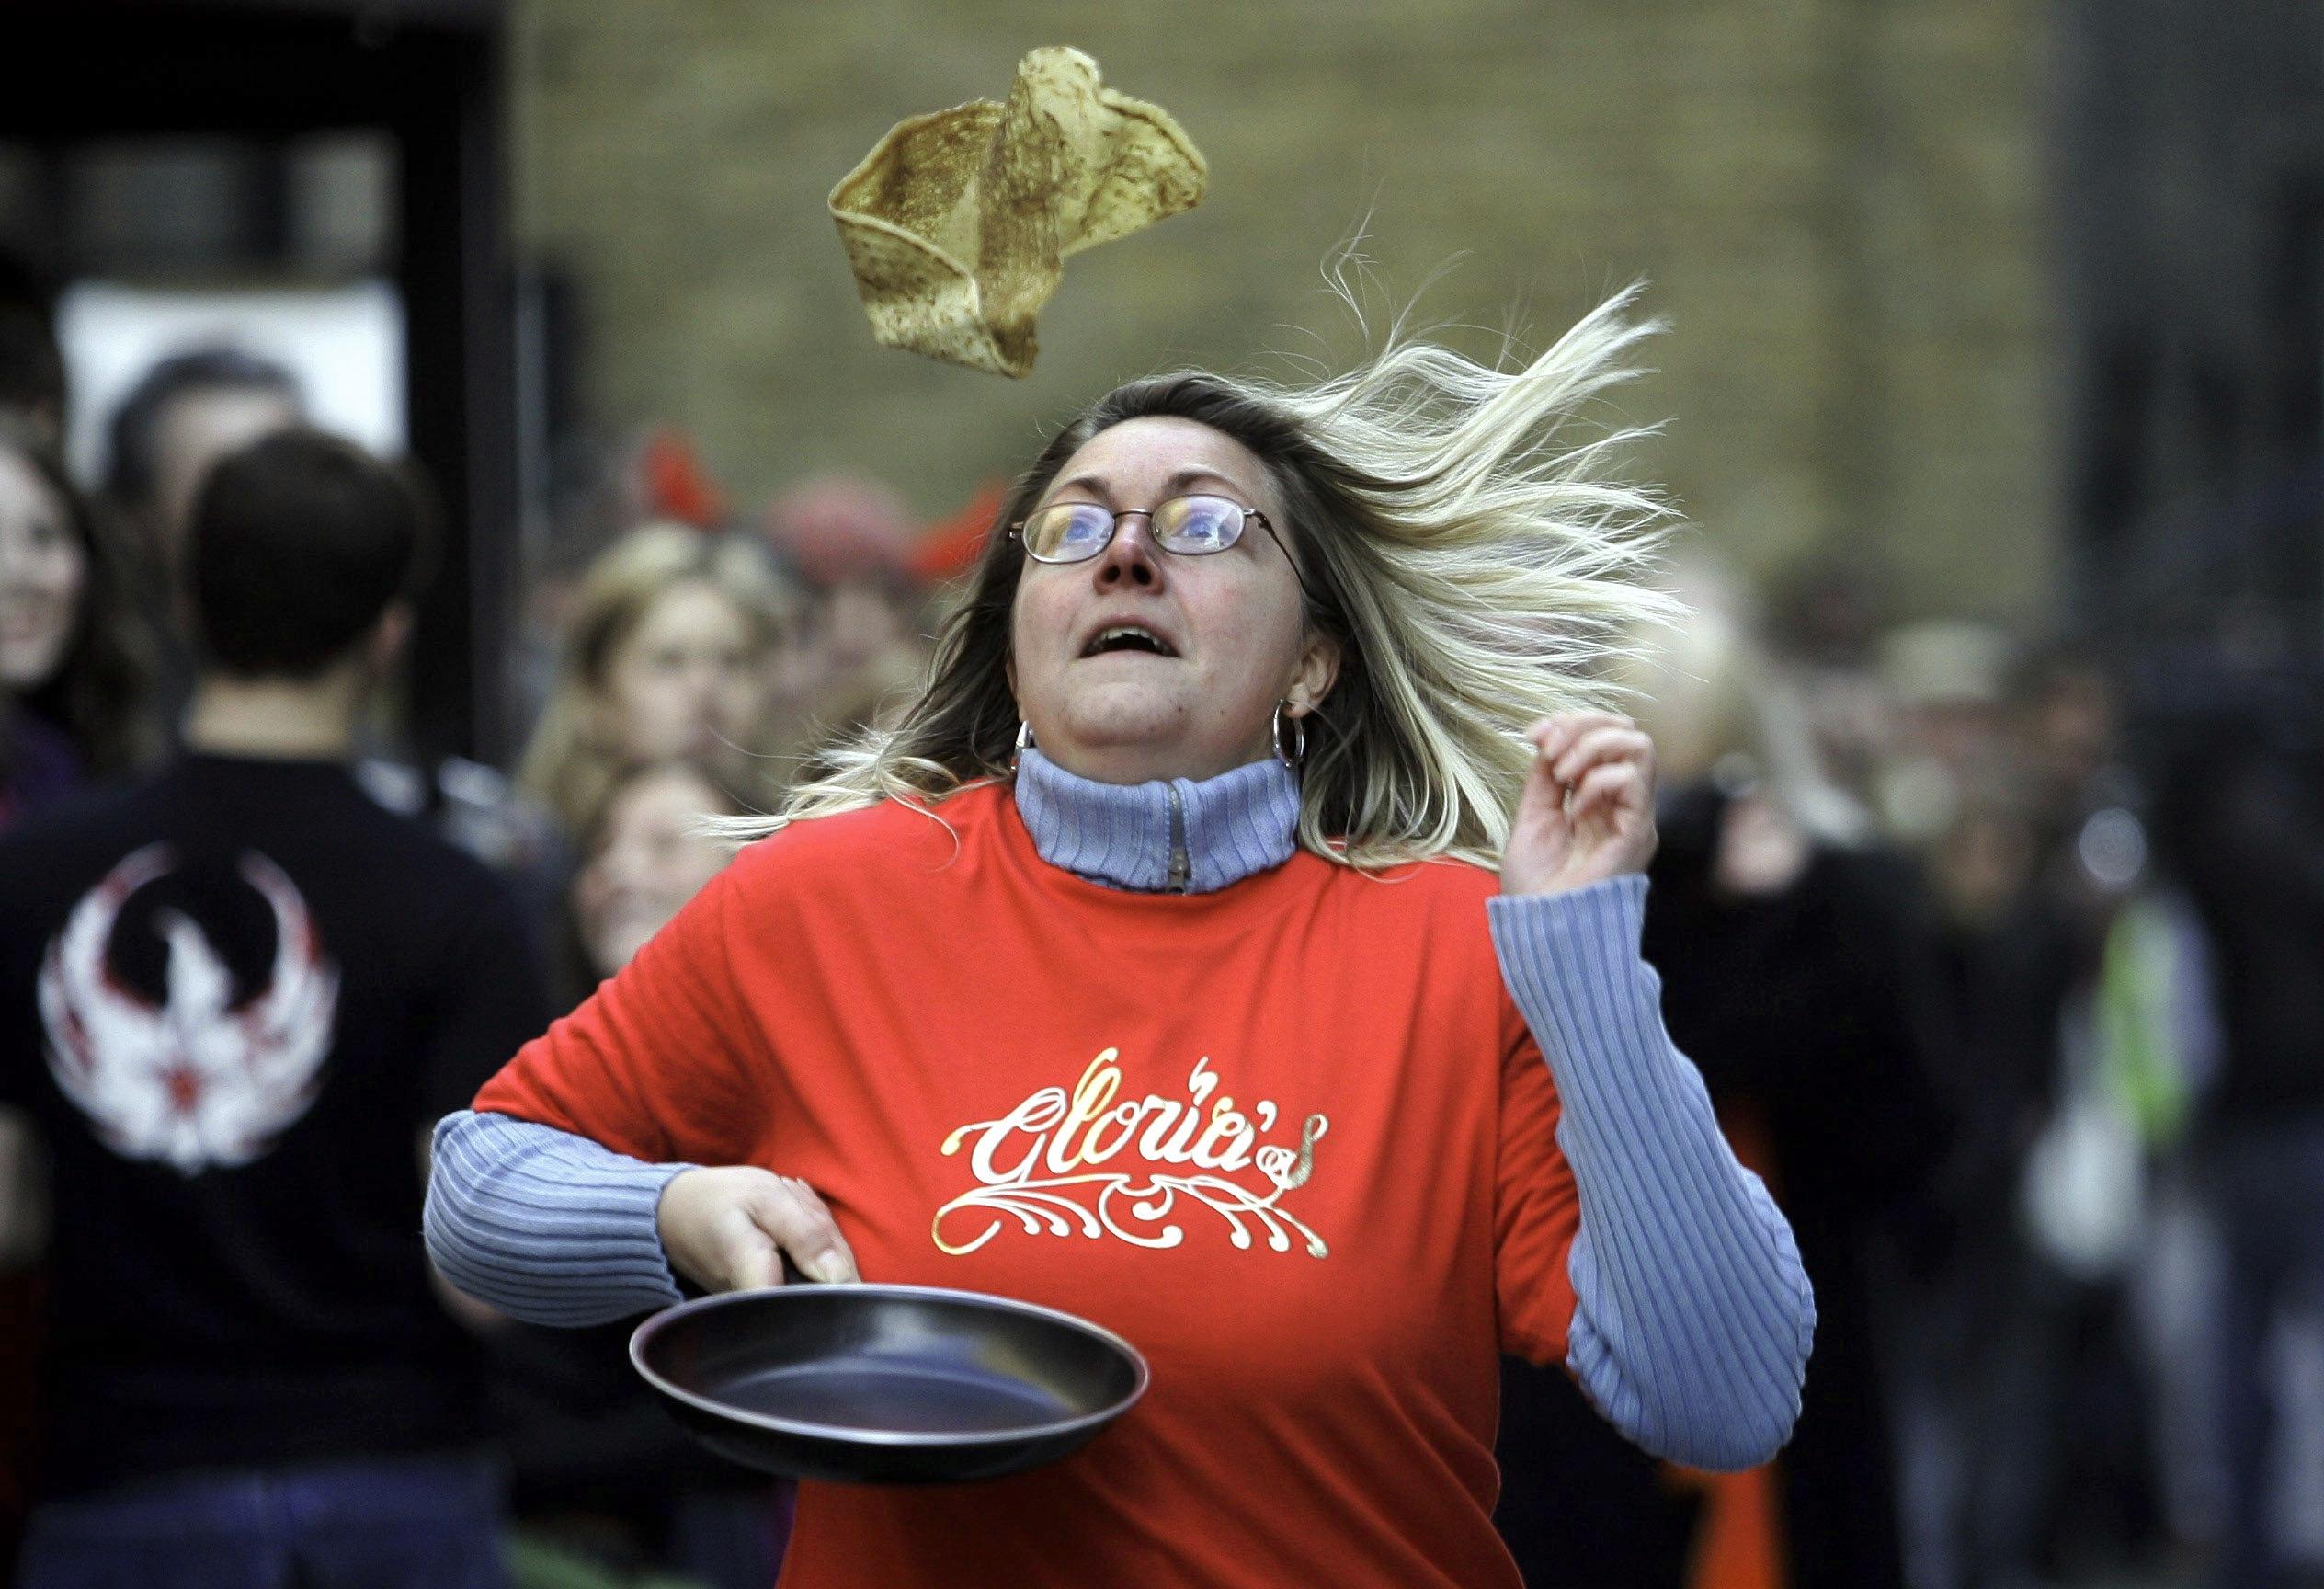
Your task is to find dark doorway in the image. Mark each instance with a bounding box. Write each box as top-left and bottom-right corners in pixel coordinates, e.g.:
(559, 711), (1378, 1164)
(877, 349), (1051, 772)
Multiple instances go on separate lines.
(4, 0), (518, 762)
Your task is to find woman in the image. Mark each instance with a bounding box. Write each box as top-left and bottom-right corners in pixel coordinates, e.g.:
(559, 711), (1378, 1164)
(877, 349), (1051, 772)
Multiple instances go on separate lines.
(0, 425), (159, 792)
(569, 759), (746, 991)
(429, 294), (1815, 1589)
(519, 524), (803, 838)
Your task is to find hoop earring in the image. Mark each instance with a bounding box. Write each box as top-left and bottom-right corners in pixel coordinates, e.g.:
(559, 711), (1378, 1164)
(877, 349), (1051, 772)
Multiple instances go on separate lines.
(1272, 701), (1307, 770)
(1011, 719), (1034, 770)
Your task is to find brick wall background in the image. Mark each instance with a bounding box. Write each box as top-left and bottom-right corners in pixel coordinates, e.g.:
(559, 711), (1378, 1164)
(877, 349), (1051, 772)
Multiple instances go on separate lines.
(512, 0), (2055, 619)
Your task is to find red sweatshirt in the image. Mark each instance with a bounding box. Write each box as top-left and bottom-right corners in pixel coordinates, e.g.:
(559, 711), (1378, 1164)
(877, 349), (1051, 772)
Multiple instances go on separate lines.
(475, 782), (1580, 1588)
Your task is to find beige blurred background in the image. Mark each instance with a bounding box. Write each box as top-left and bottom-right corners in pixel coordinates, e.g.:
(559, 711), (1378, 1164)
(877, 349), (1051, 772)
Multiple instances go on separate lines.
(511, 0), (2051, 619)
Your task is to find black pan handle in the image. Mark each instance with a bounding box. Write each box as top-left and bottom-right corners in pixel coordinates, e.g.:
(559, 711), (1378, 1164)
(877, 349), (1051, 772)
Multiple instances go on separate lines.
(678, 1255), (815, 1301)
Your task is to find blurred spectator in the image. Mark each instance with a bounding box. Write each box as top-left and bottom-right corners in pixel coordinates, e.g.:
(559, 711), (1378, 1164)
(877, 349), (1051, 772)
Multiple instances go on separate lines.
(103, 348), (305, 576)
(1874, 621), (2015, 850)
(512, 427), (735, 737)
(1768, 555), (1897, 814)
(94, 348), (562, 920)
(1628, 563), (1874, 846)
(0, 251), (74, 1589)
(566, 758), (739, 998)
(1498, 565), (1951, 1589)
(490, 759), (789, 1589)
(91, 349), (558, 920)
(2012, 651), (2116, 834)
(519, 523), (802, 838)
(99, 348), (306, 743)
(0, 427), (83, 826)
(761, 474), (931, 741)
(0, 425), (162, 786)
(0, 428), (546, 1589)
(1892, 646), (2201, 1589)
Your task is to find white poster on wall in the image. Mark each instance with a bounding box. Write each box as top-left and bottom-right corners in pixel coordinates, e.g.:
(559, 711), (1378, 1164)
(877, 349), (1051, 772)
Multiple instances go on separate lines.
(54, 278), (406, 486)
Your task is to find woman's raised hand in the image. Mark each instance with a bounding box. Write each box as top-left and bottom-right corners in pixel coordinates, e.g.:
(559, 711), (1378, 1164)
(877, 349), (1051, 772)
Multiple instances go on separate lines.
(1500, 712), (1659, 897)
(657, 1166), (860, 1291)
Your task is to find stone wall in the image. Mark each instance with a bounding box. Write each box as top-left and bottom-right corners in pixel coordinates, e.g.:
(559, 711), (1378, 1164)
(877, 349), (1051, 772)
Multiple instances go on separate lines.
(512, 0), (2054, 619)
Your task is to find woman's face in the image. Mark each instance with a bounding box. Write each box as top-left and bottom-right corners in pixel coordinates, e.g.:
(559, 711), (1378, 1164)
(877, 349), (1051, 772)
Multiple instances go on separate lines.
(601, 580), (766, 765)
(0, 452), (87, 692)
(574, 765), (733, 976)
(1008, 417), (1337, 784)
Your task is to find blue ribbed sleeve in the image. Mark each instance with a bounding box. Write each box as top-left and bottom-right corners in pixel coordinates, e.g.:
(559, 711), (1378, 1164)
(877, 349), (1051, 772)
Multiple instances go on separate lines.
(1487, 875), (1816, 1471)
(424, 1108), (690, 1325)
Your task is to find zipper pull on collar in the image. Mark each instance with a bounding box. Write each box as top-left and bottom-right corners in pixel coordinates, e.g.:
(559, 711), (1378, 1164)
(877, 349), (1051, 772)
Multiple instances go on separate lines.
(1165, 783), (1190, 893)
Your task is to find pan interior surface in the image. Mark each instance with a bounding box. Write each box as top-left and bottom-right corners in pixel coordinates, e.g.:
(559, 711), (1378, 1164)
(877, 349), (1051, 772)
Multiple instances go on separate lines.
(718, 1356), (1077, 1435)
(647, 1286), (1144, 1438)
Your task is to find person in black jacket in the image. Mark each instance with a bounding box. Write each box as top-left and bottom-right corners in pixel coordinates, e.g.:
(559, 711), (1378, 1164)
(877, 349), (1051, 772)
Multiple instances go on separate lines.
(0, 429), (547, 1589)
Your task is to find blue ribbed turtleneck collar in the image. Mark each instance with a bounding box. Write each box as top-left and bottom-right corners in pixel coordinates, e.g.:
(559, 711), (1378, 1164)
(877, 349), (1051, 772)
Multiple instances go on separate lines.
(1011, 748), (1301, 894)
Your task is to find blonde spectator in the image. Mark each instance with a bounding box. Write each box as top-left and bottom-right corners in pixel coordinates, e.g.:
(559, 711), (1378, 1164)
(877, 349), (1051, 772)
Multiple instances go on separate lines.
(519, 524), (802, 837)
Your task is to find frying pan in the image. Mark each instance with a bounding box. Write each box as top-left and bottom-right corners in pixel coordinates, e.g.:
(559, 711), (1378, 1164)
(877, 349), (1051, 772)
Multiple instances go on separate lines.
(628, 1281), (1148, 1484)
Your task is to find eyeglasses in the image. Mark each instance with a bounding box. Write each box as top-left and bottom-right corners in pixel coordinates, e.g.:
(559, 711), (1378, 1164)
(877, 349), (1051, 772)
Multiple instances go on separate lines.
(1010, 493), (1318, 605)
(1012, 494), (1284, 566)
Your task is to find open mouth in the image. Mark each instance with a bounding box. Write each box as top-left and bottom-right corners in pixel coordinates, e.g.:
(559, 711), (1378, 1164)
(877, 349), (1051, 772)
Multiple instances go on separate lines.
(1079, 624), (1179, 658)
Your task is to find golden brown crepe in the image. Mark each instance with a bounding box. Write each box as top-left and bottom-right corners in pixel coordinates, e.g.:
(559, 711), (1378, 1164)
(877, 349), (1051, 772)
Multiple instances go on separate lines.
(828, 48), (1209, 378)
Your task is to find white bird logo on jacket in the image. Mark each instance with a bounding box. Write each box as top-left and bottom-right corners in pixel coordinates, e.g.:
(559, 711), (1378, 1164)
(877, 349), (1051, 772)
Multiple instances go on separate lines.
(38, 844), (339, 1175)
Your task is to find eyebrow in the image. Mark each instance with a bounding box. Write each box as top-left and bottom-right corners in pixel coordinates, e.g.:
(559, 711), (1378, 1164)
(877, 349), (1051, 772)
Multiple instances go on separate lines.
(1048, 467), (1253, 504)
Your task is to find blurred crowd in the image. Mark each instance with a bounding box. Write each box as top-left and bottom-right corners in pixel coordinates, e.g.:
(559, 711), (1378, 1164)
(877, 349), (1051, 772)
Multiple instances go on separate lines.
(4, 245), (2322, 1589)
(1498, 560), (2324, 1589)
(0, 261), (963, 1589)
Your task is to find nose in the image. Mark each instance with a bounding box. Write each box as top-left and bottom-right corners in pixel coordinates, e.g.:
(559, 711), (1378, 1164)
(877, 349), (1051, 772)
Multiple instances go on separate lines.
(1092, 510), (1165, 591)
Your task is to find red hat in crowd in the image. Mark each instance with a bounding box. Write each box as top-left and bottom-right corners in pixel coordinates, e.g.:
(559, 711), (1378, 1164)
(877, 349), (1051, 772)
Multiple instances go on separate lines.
(761, 474), (920, 589)
(635, 429), (727, 530)
(912, 481), (1009, 584)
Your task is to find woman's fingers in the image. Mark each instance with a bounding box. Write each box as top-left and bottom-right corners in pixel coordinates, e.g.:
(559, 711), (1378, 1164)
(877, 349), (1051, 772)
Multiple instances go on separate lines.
(770, 1175), (860, 1283)
(657, 1166), (860, 1293)
(1525, 714), (1646, 777)
(1550, 724), (1652, 790)
(1504, 713), (1661, 895)
(742, 1174), (860, 1285)
(1568, 759), (1648, 822)
(1525, 711), (1621, 762)
(716, 1202), (787, 1292)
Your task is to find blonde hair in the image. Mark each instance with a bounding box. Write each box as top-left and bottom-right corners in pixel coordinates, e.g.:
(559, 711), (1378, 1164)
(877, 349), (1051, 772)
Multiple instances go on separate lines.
(520, 523), (801, 836)
(743, 289), (1677, 871)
